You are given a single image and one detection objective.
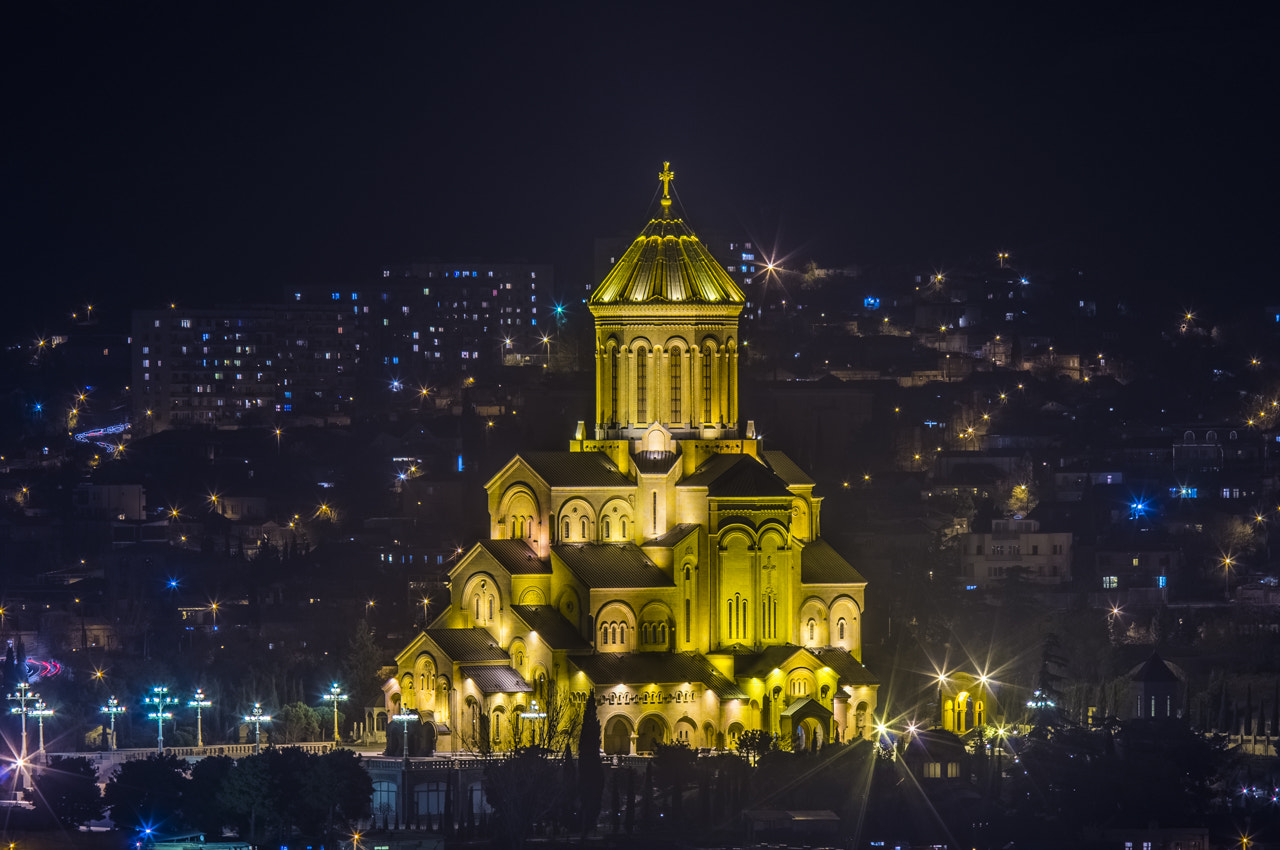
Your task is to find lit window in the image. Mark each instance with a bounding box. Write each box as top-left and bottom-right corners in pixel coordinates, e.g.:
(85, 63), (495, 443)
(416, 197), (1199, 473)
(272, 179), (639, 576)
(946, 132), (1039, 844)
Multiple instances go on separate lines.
(1102, 576), (1118, 589)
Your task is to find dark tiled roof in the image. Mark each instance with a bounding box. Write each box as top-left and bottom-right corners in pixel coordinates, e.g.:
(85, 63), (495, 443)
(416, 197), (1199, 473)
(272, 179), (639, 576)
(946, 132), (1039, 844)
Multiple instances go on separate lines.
(633, 451), (679, 475)
(570, 652), (747, 699)
(423, 628), (508, 662)
(647, 523), (700, 548)
(763, 451), (815, 487)
(678, 453), (740, 487)
(1130, 652), (1179, 682)
(521, 451), (632, 488)
(460, 665), (532, 694)
(800, 539), (866, 585)
(511, 605), (592, 651)
(731, 645), (811, 679)
(813, 648), (880, 687)
(476, 539), (548, 575)
(708, 456), (794, 499)
(553, 543), (674, 588)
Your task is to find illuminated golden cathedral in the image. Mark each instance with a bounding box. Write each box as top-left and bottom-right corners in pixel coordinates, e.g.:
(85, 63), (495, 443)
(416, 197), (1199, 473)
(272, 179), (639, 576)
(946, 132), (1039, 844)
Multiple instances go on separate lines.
(392, 164), (878, 754)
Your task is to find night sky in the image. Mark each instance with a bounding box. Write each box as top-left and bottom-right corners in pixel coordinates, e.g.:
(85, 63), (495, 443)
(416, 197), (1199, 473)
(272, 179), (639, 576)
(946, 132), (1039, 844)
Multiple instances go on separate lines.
(4, 3), (1275, 333)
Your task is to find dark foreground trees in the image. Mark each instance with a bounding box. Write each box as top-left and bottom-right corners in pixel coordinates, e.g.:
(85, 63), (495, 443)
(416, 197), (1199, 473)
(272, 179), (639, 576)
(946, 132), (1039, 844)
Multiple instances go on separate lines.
(96, 748), (370, 841)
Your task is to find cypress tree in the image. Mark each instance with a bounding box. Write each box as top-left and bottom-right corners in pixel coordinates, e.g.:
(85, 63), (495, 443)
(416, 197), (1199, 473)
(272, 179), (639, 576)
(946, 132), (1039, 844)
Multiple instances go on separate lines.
(578, 692), (603, 835)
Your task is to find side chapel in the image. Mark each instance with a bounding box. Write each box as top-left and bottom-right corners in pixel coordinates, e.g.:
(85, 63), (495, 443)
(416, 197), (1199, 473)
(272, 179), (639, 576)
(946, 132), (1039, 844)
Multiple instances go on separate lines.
(392, 164), (878, 754)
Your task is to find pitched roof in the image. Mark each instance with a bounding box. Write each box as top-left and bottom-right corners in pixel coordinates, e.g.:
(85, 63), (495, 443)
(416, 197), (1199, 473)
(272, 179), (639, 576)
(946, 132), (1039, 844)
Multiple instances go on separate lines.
(800, 539), (866, 585)
(812, 648), (881, 687)
(647, 523), (700, 548)
(459, 665), (531, 694)
(678, 453), (740, 487)
(476, 539), (548, 575)
(510, 605), (592, 651)
(633, 451), (679, 475)
(680, 454), (793, 499)
(520, 451), (632, 488)
(1130, 651), (1179, 683)
(553, 543), (674, 588)
(570, 652), (748, 699)
(422, 628), (509, 662)
(730, 645), (812, 679)
(763, 451), (815, 487)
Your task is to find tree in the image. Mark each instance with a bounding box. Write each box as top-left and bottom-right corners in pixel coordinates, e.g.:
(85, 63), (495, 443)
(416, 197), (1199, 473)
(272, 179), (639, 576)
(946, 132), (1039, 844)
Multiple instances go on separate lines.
(219, 752), (272, 840)
(735, 729), (776, 766)
(33, 756), (102, 828)
(276, 701), (321, 743)
(484, 748), (568, 850)
(308, 749), (372, 838)
(102, 753), (188, 832)
(183, 755), (235, 836)
(652, 742), (698, 825)
(577, 692), (603, 835)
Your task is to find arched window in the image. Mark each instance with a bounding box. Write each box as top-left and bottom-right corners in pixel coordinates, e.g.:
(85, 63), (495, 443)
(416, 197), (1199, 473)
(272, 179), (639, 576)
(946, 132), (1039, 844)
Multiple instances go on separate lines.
(526, 516), (534, 538)
(636, 347), (648, 422)
(488, 596), (494, 620)
(474, 595), (481, 621)
(603, 518), (611, 539)
(621, 518), (627, 538)
(600, 624), (609, 645)
(581, 517), (588, 539)
(837, 618), (846, 640)
(807, 619), (815, 642)
(619, 623), (627, 643)
(702, 347), (713, 422)
(670, 351), (681, 421)
(611, 624), (618, 644)
(563, 518), (570, 540)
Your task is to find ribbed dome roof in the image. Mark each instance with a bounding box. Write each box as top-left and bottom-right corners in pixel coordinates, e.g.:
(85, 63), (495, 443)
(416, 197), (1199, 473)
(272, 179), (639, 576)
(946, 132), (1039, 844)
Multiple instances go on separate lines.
(591, 163), (746, 306)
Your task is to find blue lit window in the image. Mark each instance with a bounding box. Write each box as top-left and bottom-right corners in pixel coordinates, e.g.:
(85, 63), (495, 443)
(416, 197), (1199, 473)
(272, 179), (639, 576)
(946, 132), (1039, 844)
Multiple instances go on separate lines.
(392, 356), (399, 364)
(283, 404), (292, 412)
(1157, 575), (1167, 588)
(351, 293), (358, 300)
(332, 292), (340, 300)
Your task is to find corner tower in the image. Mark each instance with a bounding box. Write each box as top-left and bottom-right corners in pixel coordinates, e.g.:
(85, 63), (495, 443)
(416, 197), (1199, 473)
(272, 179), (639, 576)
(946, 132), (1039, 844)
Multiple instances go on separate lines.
(589, 163), (745, 443)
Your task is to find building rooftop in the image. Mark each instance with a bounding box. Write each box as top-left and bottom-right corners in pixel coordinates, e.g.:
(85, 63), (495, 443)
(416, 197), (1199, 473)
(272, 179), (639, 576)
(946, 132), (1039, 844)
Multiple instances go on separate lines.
(475, 539), (548, 575)
(520, 451), (632, 488)
(510, 605), (592, 651)
(552, 543), (675, 589)
(570, 651), (748, 700)
(800, 539), (866, 585)
(422, 628), (509, 662)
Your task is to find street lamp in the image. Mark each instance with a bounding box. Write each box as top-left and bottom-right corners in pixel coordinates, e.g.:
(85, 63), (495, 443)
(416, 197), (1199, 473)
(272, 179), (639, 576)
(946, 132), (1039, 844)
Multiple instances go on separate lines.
(243, 703), (272, 753)
(391, 711), (418, 761)
(1222, 555), (1237, 600)
(188, 689), (212, 748)
(100, 697), (126, 751)
(8, 682), (37, 760)
(144, 686), (179, 752)
(31, 700), (54, 760)
(935, 672), (948, 729)
(322, 683), (347, 744)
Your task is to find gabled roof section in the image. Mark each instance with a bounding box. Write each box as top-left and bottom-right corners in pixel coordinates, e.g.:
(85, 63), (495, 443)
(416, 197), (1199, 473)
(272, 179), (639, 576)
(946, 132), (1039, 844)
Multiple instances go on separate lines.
(570, 651), (748, 700)
(1130, 651), (1179, 683)
(633, 451), (679, 475)
(459, 665), (532, 694)
(511, 605), (592, 651)
(476, 539), (548, 575)
(763, 450), (816, 488)
(680, 453), (793, 499)
(553, 543), (674, 589)
(800, 539), (866, 585)
(590, 217), (745, 305)
(422, 628), (509, 663)
(812, 648), (880, 687)
(521, 451), (632, 488)
(730, 645), (814, 679)
(647, 523), (700, 548)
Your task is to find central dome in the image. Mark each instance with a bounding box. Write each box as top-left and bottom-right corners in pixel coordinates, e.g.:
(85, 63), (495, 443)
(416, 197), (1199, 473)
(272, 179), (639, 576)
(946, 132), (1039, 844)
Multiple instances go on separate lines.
(590, 163), (746, 305)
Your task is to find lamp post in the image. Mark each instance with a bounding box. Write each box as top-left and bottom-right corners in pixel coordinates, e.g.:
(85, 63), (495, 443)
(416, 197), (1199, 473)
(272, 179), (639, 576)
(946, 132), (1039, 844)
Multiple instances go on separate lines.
(243, 703), (272, 753)
(935, 673), (948, 730)
(323, 683), (347, 744)
(1223, 555), (1236, 600)
(188, 689), (212, 748)
(31, 700), (54, 760)
(144, 686), (179, 752)
(519, 700), (547, 747)
(101, 697), (126, 751)
(8, 681), (37, 760)
(391, 711), (418, 761)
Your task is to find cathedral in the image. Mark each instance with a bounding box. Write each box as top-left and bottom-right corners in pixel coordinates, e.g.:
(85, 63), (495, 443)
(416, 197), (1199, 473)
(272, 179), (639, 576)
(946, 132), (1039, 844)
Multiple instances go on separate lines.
(391, 164), (878, 755)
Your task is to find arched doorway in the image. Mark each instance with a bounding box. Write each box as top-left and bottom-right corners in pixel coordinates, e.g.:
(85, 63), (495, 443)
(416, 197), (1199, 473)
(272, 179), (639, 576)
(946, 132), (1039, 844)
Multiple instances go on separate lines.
(603, 714), (634, 755)
(636, 714), (668, 753)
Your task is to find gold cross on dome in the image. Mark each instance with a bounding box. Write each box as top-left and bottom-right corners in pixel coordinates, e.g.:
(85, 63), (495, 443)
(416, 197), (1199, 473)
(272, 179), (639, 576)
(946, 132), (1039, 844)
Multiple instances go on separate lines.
(659, 161), (674, 199)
